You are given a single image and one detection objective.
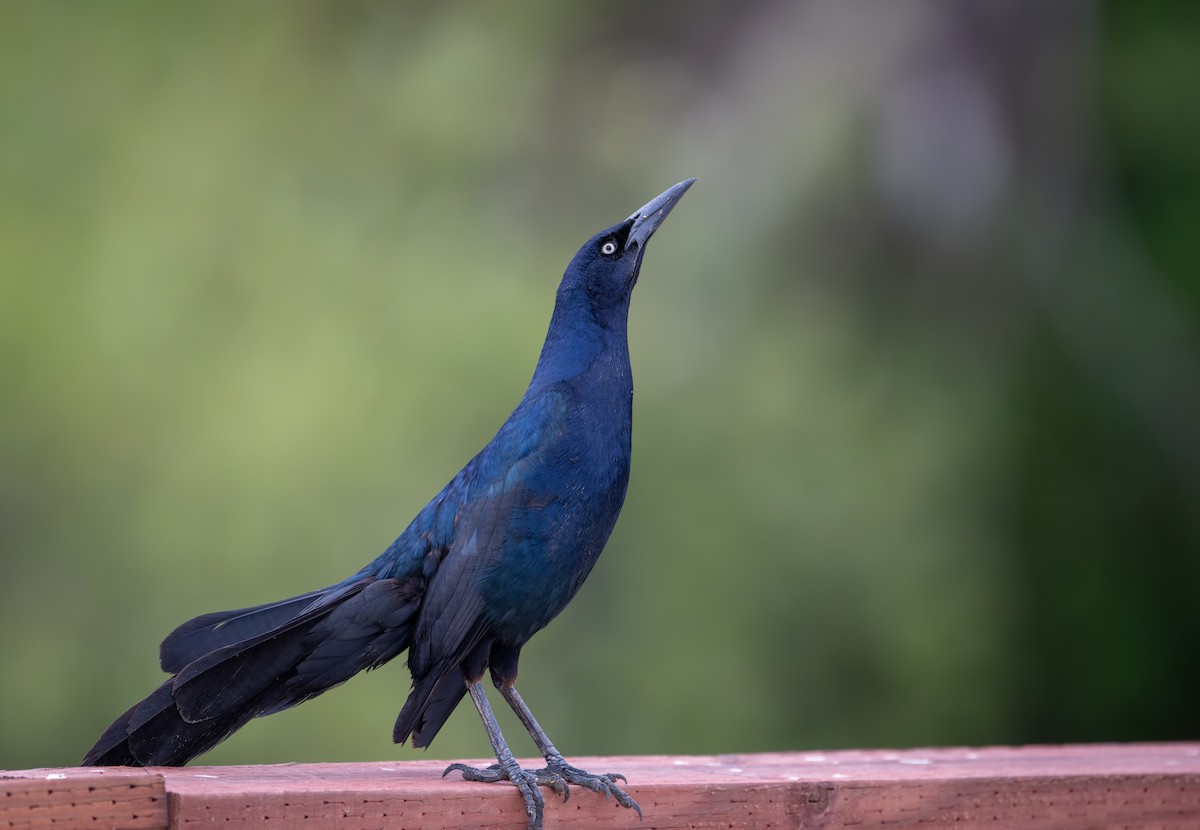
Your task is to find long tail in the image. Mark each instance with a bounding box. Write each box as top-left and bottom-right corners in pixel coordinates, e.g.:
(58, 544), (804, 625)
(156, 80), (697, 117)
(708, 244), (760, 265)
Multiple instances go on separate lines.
(83, 575), (424, 766)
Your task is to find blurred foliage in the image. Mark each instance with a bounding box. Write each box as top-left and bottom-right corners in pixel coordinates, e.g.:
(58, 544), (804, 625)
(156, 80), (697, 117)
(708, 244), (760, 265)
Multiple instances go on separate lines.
(1, 1), (1197, 770)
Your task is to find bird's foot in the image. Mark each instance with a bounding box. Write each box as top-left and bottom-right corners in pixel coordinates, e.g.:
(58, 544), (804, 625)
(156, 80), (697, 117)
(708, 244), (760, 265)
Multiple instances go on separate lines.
(535, 755), (643, 819)
(444, 760), (566, 830)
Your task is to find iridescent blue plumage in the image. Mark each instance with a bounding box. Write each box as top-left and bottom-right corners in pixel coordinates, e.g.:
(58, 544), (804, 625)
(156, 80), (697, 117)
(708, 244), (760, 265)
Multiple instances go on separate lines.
(83, 179), (695, 829)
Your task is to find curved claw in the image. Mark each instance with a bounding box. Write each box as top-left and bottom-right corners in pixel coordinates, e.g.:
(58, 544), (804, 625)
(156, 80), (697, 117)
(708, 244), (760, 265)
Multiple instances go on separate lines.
(442, 760), (549, 830)
(593, 774), (642, 819)
(536, 759), (643, 820)
(443, 757), (641, 826)
(443, 761), (503, 781)
(535, 770), (570, 802)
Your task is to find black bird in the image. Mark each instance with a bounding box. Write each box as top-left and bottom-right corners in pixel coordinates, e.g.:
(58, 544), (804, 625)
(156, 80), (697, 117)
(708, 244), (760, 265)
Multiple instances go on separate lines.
(83, 179), (696, 829)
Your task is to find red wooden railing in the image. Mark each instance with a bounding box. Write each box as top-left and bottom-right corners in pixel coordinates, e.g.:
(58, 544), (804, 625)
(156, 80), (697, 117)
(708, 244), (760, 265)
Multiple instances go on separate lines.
(4, 743), (1199, 829)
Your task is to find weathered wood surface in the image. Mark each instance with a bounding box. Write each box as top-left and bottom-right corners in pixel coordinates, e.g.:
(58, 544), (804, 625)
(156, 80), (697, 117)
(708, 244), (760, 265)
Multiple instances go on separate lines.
(5, 743), (1199, 829)
(0, 768), (165, 830)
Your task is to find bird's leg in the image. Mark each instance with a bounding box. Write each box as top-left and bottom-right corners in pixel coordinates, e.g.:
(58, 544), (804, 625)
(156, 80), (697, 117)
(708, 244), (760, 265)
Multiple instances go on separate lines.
(443, 680), (566, 830)
(497, 683), (643, 819)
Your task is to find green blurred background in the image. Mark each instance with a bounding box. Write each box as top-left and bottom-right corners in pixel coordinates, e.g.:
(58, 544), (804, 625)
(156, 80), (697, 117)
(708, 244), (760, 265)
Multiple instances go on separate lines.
(2, 2), (1198, 770)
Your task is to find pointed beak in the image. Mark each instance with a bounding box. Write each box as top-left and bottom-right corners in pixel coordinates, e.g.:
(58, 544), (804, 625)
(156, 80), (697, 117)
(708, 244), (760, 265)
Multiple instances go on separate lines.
(626, 178), (697, 252)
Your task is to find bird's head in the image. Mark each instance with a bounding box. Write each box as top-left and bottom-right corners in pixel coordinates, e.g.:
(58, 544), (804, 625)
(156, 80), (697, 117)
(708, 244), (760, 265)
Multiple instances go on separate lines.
(558, 179), (697, 319)
(530, 179), (695, 387)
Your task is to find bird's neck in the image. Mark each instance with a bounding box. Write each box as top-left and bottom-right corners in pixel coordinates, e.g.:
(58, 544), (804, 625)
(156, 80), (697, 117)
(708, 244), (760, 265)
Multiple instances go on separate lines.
(528, 288), (631, 393)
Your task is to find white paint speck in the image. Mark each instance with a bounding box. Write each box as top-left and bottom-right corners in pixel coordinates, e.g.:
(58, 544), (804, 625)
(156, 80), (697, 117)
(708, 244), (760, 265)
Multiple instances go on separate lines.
(46, 773), (67, 780)
(728, 767), (743, 773)
(672, 759), (690, 766)
(898, 758), (931, 765)
(802, 755), (826, 762)
(784, 775), (800, 781)
(832, 773), (848, 779)
(193, 773), (220, 778)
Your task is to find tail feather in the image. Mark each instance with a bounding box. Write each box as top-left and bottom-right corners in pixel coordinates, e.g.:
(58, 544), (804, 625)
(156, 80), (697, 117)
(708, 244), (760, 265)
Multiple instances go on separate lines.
(84, 697), (145, 766)
(394, 669), (469, 749)
(83, 576), (421, 767)
(128, 682), (249, 765)
(172, 624), (317, 722)
(160, 586), (348, 673)
(393, 623), (489, 749)
(284, 578), (425, 701)
(84, 680), (252, 766)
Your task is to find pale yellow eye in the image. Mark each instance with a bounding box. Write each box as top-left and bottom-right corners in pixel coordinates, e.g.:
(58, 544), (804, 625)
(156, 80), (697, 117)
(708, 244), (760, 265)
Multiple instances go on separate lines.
(600, 240), (618, 256)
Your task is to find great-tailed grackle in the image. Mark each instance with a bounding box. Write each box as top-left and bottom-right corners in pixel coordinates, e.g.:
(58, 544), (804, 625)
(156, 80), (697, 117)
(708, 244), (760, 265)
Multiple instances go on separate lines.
(83, 179), (696, 829)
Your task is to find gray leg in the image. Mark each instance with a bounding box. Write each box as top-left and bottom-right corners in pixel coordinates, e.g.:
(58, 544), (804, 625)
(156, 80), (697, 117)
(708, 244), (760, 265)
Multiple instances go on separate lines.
(443, 680), (566, 830)
(497, 683), (642, 819)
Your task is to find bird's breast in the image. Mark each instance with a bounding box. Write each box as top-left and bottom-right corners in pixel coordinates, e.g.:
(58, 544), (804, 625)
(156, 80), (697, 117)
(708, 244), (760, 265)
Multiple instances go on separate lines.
(481, 386), (632, 641)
